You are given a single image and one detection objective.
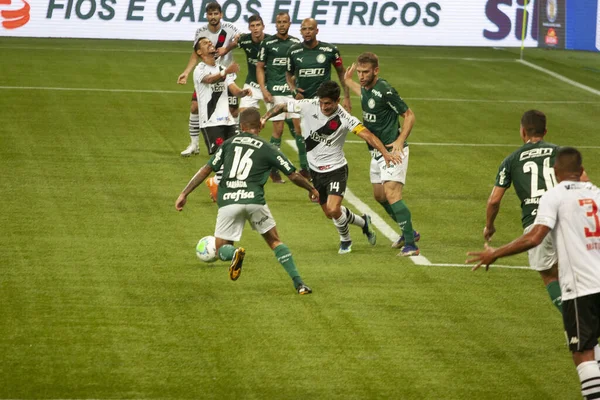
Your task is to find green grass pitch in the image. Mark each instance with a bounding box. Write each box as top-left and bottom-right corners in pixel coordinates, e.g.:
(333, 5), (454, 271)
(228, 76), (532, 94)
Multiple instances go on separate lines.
(1, 37), (599, 399)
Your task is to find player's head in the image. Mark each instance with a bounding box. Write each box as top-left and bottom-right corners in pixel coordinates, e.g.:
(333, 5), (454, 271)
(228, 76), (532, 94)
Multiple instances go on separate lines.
(300, 18), (318, 44)
(317, 81), (341, 116)
(356, 52), (379, 88)
(248, 14), (264, 39)
(554, 147), (584, 182)
(520, 110), (547, 140)
(239, 108), (261, 133)
(275, 12), (291, 36)
(205, 2), (222, 26)
(195, 37), (215, 58)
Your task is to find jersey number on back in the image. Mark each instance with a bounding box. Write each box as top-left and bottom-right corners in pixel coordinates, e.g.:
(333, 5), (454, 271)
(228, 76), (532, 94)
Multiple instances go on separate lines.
(578, 198), (600, 238)
(229, 147), (255, 180)
(523, 157), (556, 197)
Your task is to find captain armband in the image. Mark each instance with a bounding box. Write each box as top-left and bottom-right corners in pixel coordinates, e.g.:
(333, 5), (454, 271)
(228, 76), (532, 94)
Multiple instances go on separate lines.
(351, 124), (366, 135)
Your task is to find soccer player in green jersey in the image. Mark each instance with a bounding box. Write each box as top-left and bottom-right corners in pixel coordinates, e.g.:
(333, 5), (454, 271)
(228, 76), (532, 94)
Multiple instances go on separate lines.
(344, 52), (419, 257)
(237, 14), (268, 114)
(484, 110), (590, 312)
(256, 12), (310, 183)
(286, 18), (351, 112)
(175, 108), (318, 295)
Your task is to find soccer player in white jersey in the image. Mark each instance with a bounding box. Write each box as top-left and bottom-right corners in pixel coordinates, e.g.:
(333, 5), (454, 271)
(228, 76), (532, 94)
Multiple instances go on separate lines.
(193, 37), (251, 200)
(467, 147), (600, 400)
(177, 1), (242, 157)
(261, 81), (401, 254)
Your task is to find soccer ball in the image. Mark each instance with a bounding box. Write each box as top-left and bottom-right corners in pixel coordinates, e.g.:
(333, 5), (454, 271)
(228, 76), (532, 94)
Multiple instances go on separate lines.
(196, 236), (217, 263)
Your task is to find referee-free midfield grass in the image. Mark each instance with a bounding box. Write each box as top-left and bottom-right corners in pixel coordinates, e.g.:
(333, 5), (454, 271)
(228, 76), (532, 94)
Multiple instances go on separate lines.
(1, 37), (599, 399)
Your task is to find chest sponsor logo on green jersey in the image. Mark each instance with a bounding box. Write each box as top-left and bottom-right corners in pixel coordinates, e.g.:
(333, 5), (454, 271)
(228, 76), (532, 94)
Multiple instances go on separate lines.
(363, 111), (376, 122)
(299, 68), (325, 77)
(272, 57), (287, 66)
(272, 84), (289, 91)
(290, 48), (302, 55)
(371, 89), (383, 98)
(318, 46), (333, 52)
(232, 136), (264, 148)
(519, 147), (554, 161)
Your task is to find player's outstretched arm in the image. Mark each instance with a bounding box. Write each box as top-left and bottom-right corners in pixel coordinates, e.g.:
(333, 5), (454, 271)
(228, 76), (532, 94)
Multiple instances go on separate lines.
(343, 63), (361, 96)
(217, 34), (240, 57)
(176, 164), (213, 211)
(178, 51), (200, 84)
(260, 104), (289, 128)
(335, 63), (352, 112)
(288, 171), (319, 202)
(467, 224), (550, 271)
(484, 186), (507, 241)
(355, 126), (401, 166)
(201, 63), (240, 85)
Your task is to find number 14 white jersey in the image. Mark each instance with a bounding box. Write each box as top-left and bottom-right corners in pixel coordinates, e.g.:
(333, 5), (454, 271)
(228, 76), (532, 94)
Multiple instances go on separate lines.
(535, 180), (600, 300)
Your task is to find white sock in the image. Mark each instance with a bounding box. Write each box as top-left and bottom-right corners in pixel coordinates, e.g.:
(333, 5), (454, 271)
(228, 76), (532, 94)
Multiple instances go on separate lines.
(577, 361), (600, 399)
(342, 206), (365, 228)
(333, 212), (351, 242)
(189, 113), (200, 143)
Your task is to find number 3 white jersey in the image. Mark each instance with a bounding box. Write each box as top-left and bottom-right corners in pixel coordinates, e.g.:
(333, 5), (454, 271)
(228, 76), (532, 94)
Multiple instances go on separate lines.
(535, 180), (600, 301)
(194, 22), (241, 67)
(193, 62), (236, 128)
(287, 99), (364, 172)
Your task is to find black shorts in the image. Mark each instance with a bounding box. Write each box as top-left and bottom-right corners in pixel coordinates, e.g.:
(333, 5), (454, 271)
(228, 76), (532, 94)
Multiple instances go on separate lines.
(311, 165), (348, 205)
(228, 89), (239, 108)
(563, 292), (600, 352)
(201, 125), (238, 155)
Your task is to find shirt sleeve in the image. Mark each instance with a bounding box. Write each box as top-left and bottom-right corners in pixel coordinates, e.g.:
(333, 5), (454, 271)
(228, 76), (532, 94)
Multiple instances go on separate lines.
(258, 42), (266, 63)
(332, 45), (343, 68)
(208, 146), (225, 172)
(287, 50), (296, 74)
(384, 86), (409, 115)
(534, 190), (559, 229)
(269, 146), (297, 175)
(494, 158), (512, 188)
(225, 72), (235, 85)
(193, 64), (210, 86)
(286, 98), (302, 113)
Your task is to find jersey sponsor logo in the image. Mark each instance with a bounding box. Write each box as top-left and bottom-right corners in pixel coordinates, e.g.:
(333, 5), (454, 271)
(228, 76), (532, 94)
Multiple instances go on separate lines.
(318, 46), (333, 52)
(232, 136), (264, 149)
(523, 197), (540, 205)
(363, 111), (376, 122)
(277, 155), (292, 171)
(272, 47), (279, 51)
(212, 148), (223, 165)
(296, 57), (303, 63)
(299, 68), (325, 77)
(225, 180), (248, 189)
(316, 54), (326, 63)
(569, 336), (579, 345)
(272, 57), (287, 66)
(371, 89), (383, 98)
(222, 189), (256, 201)
(290, 48), (303, 55)
(318, 165), (332, 171)
(367, 98), (376, 109)
(211, 81), (226, 92)
(271, 84), (289, 91)
(387, 101), (400, 113)
(519, 147), (554, 161)
(498, 167), (507, 185)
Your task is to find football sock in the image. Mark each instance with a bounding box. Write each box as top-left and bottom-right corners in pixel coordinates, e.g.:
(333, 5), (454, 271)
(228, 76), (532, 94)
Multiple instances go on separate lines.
(379, 200), (397, 223)
(577, 361), (600, 399)
(274, 244), (303, 288)
(218, 244), (235, 261)
(333, 211), (351, 242)
(390, 200), (415, 245)
(286, 118), (308, 170)
(545, 280), (563, 313)
(342, 206), (365, 229)
(189, 113), (200, 144)
(270, 136), (282, 149)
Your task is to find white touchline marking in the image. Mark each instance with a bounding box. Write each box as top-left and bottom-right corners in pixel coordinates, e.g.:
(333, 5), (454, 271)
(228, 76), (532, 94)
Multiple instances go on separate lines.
(517, 59), (600, 97)
(341, 141), (600, 149)
(285, 140), (529, 269)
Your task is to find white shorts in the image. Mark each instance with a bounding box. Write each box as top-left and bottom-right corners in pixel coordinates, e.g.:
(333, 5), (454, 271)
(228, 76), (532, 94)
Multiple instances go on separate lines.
(524, 224), (557, 271)
(239, 83), (263, 109)
(214, 203), (276, 242)
(369, 147), (409, 184)
(267, 95), (299, 121)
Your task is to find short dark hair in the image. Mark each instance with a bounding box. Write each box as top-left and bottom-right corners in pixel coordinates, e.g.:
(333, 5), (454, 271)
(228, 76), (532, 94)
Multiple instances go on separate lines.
(205, 1), (221, 13)
(276, 11), (290, 19)
(357, 52), (379, 68)
(239, 108), (261, 130)
(194, 36), (207, 52)
(316, 80), (340, 101)
(248, 14), (263, 25)
(555, 147), (583, 173)
(521, 110), (546, 137)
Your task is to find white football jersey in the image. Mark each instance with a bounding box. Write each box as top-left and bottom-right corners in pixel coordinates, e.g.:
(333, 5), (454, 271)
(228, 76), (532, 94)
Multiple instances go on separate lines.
(535, 180), (600, 301)
(287, 99), (364, 172)
(194, 22), (241, 67)
(193, 62), (236, 128)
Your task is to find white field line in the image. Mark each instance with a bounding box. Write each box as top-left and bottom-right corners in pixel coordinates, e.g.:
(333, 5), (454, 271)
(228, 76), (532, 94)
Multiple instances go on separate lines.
(342, 141), (600, 149)
(284, 140), (528, 269)
(517, 59), (600, 97)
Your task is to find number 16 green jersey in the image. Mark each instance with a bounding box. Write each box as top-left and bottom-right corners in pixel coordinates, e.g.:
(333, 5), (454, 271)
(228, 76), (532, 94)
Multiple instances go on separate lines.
(495, 140), (559, 228)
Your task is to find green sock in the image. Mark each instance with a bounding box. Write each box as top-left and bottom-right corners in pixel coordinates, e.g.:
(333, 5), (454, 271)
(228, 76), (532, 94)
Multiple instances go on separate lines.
(546, 280), (563, 313)
(286, 119), (308, 170)
(270, 136), (282, 149)
(218, 244), (235, 261)
(390, 200), (415, 245)
(379, 200), (397, 223)
(274, 244), (303, 288)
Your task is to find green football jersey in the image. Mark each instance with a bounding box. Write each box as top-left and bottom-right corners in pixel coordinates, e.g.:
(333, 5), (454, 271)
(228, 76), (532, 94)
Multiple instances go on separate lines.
(209, 132), (297, 207)
(495, 140), (559, 228)
(360, 78), (409, 156)
(258, 35), (300, 95)
(237, 33), (270, 87)
(287, 41), (342, 99)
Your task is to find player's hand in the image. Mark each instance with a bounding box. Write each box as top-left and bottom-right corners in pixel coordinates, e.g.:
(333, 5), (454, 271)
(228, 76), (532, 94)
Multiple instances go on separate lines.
(382, 151), (402, 167)
(483, 226), (496, 242)
(177, 73), (188, 85)
(260, 117), (267, 130)
(342, 97), (352, 113)
(226, 62), (240, 75)
(386, 140), (405, 159)
(175, 193), (187, 211)
(295, 88), (305, 100)
(344, 63), (356, 83)
(242, 88), (252, 97)
(263, 91), (274, 104)
(466, 243), (497, 271)
(309, 188), (319, 203)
